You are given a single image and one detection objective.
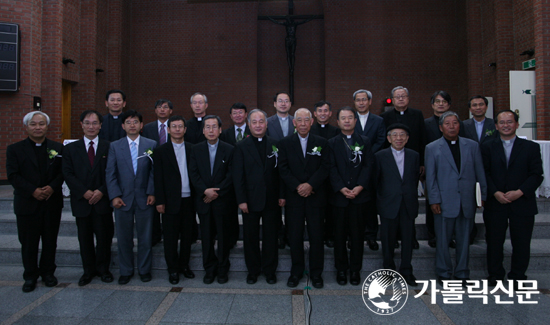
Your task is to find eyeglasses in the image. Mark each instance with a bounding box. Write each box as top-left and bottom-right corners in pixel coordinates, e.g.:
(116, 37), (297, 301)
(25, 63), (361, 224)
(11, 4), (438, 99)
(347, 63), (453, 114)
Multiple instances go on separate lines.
(204, 125), (219, 131)
(277, 99), (290, 104)
(393, 95), (408, 100)
(83, 121), (100, 126)
(390, 132), (407, 138)
(497, 120), (516, 126)
(124, 120), (140, 125)
(355, 98), (369, 102)
(192, 101), (205, 105)
(434, 100), (448, 105)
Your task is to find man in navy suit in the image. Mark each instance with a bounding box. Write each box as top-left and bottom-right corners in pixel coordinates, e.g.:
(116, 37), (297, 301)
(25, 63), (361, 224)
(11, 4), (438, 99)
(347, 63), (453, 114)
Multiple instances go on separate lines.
(63, 110), (114, 286)
(143, 99), (173, 246)
(425, 111), (487, 285)
(7, 111), (64, 292)
(106, 110), (157, 285)
(463, 95), (498, 145)
(99, 89), (127, 141)
(482, 110), (543, 288)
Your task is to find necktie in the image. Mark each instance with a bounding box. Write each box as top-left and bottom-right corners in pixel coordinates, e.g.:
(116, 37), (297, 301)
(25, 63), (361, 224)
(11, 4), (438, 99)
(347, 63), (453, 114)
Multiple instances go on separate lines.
(131, 141), (138, 175)
(88, 141), (95, 167)
(159, 124), (167, 145)
(237, 128), (243, 142)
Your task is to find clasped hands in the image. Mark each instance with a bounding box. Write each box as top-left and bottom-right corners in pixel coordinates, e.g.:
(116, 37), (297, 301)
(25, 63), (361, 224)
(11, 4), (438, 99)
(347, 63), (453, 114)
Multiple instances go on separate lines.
(112, 195), (155, 209)
(340, 186), (363, 200)
(32, 186), (54, 201)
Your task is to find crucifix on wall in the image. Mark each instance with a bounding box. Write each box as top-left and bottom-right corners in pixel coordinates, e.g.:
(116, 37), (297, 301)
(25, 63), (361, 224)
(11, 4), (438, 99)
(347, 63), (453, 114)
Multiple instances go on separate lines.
(258, 0), (323, 102)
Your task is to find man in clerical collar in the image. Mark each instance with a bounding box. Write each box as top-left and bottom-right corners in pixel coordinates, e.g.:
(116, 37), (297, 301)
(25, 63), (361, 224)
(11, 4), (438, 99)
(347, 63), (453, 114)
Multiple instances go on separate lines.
(184, 92), (208, 144)
(311, 100), (339, 140)
(99, 89), (127, 141)
(267, 91), (295, 140)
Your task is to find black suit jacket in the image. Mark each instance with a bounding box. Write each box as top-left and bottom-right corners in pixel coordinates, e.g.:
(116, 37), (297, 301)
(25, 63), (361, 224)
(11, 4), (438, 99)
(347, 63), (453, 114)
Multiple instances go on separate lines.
(189, 140), (234, 214)
(184, 117), (207, 144)
(328, 133), (374, 207)
(375, 148), (420, 219)
(220, 125), (251, 146)
(278, 133), (330, 208)
(233, 136), (282, 212)
(310, 122), (340, 140)
(463, 117), (498, 145)
(381, 107), (426, 165)
(6, 138), (64, 215)
(425, 115), (466, 145)
(354, 113), (386, 153)
(142, 120), (170, 144)
(63, 138), (112, 217)
(99, 114), (126, 141)
(481, 137), (543, 217)
(153, 141), (194, 215)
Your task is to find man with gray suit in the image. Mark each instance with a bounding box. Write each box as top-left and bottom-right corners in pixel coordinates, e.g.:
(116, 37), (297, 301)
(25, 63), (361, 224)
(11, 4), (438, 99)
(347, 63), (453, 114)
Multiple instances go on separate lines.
(425, 111), (487, 285)
(463, 95), (498, 145)
(106, 110), (157, 285)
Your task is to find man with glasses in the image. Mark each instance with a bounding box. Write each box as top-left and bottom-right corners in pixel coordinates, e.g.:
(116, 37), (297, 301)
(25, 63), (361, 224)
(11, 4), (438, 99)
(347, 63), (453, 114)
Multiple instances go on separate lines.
(185, 92), (208, 144)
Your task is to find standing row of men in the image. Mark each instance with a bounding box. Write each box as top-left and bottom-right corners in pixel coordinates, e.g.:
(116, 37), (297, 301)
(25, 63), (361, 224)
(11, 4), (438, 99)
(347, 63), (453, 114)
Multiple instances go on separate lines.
(7, 87), (543, 293)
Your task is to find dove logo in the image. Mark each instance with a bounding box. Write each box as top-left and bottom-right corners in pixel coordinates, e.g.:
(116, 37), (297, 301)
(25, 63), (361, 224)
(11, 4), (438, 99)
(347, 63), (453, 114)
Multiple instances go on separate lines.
(362, 269), (408, 315)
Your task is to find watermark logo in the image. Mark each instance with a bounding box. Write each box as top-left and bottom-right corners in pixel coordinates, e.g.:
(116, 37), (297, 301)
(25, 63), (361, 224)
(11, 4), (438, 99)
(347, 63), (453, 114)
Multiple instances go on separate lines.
(362, 269), (408, 315)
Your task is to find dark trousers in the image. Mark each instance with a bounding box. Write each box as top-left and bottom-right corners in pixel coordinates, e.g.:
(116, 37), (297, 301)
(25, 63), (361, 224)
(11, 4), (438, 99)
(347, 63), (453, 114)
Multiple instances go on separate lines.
(484, 209), (534, 280)
(425, 196), (436, 239)
(16, 208), (62, 281)
(75, 210), (114, 276)
(434, 209), (472, 279)
(199, 205), (231, 276)
(380, 203), (414, 275)
(228, 198), (240, 247)
(324, 203), (335, 241)
(286, 205), (324, 277)
(163, 197), (194, 274)
(243, 209), (279, 275)
(152, 210), (162, 243)
(334, 203), (365, 272)
(364, 199), (379, 241)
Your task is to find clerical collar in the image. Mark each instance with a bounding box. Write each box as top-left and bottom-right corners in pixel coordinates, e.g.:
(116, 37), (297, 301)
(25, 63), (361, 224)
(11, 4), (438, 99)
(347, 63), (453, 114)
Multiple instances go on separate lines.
(400, 111), (404, 115)
(35, 143), (42, 146)
(445, 137), (459, 145)
(197, 117), (202, 122)
(112, 115), (118, 119)
(346, 135), (352, 139)
(257, 137), (263, 142)
(321, 124), (325, 128)
(501, 136), (516, 145)
(279, 115), (288, 121)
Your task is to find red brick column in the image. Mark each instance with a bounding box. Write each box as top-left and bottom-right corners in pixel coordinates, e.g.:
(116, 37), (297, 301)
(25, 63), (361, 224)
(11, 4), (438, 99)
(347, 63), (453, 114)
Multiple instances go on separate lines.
(466, 0), (484, 97)
(493, 0), (515, 111)
(534, 0), (550, 139)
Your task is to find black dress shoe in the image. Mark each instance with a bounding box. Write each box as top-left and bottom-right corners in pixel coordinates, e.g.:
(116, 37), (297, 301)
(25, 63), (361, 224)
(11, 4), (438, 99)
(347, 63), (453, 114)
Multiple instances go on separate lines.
(101, 272), (114, 283)
(413, 239), (420, 249)
(311, 275), (324, 289)
(118, 274), (133, 285)
(404, 274), (418, 286)
(347, 241), (351, 250)
(78, 274), (95, 286)
(449, 240), (456, 248)
(325, 239), (335, 248)
(437, 276), (450, 287)
(266, 273), (277, 284)
(181, 267), (195, 279)
(246, 274), (258, 284)
(350, 271), (361, 286)
(428, 238), (437, 248)
(337, 271), (347, 286)
(203, 273), (217, 284)
(42, 274), (58, 287)
(217, 273), (229, 284)
(395, 241), (400, 249)
(22, 279), (37, 293)
(287, 275), (301, 288)
(140, 273), (152, 282)
(169, 273), (180, 285)
(367, 240), (379, 251)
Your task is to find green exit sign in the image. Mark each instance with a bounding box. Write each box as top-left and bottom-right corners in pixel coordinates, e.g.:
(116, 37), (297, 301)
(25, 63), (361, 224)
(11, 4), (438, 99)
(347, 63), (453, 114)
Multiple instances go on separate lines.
(523, 59), (536, 70)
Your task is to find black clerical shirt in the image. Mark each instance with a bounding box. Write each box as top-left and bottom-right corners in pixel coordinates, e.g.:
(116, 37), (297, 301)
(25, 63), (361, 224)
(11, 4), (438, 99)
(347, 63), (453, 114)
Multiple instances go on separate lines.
(253, 136), (267, 165)
(445, 137), (461, 171)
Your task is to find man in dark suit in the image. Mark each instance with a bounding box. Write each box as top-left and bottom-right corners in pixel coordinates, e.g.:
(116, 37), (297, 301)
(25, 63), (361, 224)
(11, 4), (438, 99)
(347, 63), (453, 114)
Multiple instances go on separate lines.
(106, 110), (157, 285)
(143, 99), (173, 247)
(184, 92), (208, 144)
(328, 107), (374, 286)
(189, 115), (234, 284)
(353, 89), (386, 251)
(154, 115), (196, 285)
(425, 111), (487, 286)
(481, 110), (543, 288)
(375, 123), (420, 287)
(381, 86), (426, 249)
(233, 108), (284, 285)
(279, 108), (330, 289)
(464, 95), (498, 145)
(99, 89), (127, 141)
(7, 111), (64, 292)
(220, 102), (250, 248)
(63, 110), (114, 286)
(310, 100), (339, 248)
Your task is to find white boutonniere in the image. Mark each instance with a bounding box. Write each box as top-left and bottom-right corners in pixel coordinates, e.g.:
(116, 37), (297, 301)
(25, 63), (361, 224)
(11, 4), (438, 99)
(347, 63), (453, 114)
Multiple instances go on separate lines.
(343, 139), (364, 165)
(137, 148), (154, 163)
(307, 146), (322, 156)
(47, 148), (61, 160)
(267, 145), (279, 167)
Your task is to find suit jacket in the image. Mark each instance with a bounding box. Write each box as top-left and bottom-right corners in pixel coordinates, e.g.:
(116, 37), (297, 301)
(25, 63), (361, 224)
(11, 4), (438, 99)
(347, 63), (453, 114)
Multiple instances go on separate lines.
(278, 133), (330, 208)
(425, 115), (466, 145)
(142, 120), (170, 144)
(188, 140), (234, 214)
(463, 118), (498, 145)
(381, 107), (426, 165)
(481, 137), (543, 217)
(233, 136), (282, 212)
(184, 117), (206, 144)
(6, 138), (64, 215)
(105, 136), (156, 211)
(425, 136), (487, 219)
(328, 133), (374, 207)
(311, 122), (340, 140)
(375, 148), (420, 219)
(99, 113), (126, 142)
(153, 141), (194, 214)
(354, 113), (386, 153)
(266, 114), (294, 140)
(220, 124), (251, 146)
(63, 138), (112, 217)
